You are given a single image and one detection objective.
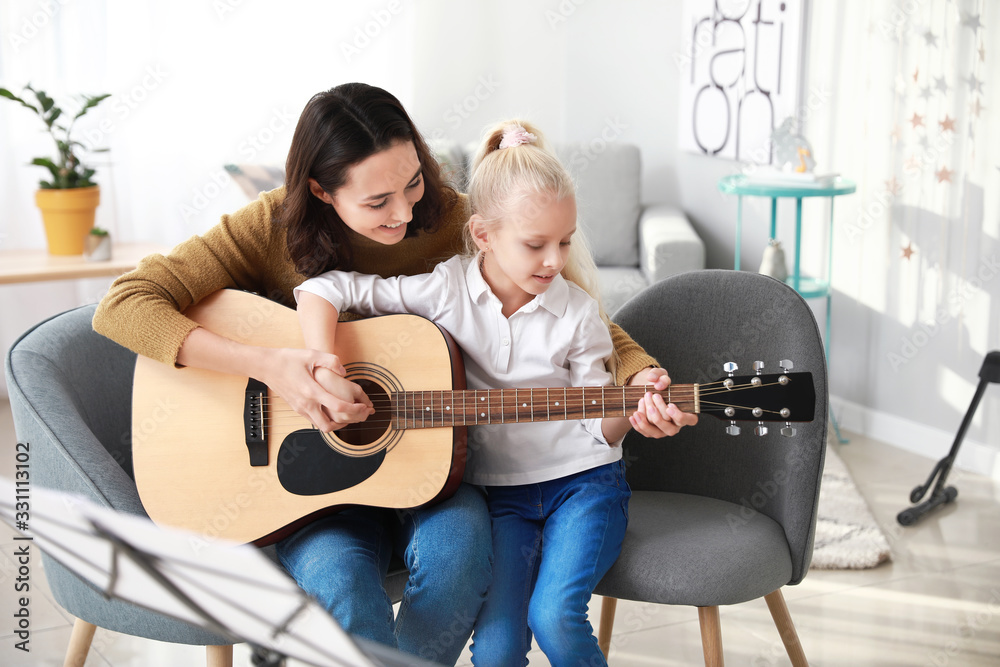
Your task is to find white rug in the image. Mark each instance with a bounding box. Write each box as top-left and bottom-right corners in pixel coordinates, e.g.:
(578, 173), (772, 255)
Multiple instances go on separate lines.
(810, 445), (892, 569)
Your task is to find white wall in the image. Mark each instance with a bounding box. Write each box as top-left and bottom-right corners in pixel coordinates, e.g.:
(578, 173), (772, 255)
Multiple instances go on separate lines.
(2, 0), (997, 477)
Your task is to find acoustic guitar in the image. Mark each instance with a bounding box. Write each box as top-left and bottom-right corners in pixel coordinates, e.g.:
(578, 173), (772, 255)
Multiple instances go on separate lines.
(132, 290), (815, 546)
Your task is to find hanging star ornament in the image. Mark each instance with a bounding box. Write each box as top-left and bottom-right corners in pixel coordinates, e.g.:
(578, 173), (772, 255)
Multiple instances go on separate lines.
(970, 97), (985, 118)
(885, 177), (902, 197)
(901, 243), (916, 260)
(961, 12), (984, 32)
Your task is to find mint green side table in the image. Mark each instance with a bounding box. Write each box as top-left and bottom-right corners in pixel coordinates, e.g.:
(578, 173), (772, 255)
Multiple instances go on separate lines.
(718, 174), (857, 442)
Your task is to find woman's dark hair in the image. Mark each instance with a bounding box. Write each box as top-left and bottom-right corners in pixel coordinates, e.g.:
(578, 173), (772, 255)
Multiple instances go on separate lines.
(281, 82), (455, 277)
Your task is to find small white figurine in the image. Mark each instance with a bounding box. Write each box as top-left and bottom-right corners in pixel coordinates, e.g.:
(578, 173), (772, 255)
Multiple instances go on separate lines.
(772, 117), (816, 173)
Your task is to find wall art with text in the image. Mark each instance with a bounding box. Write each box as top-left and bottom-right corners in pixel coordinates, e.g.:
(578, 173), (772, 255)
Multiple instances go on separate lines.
(678, 0), (805, 164)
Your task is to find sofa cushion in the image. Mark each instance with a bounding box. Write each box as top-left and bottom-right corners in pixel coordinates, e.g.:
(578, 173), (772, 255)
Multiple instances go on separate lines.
(225, 163), (285, 199)
(557, 143), (641, 268)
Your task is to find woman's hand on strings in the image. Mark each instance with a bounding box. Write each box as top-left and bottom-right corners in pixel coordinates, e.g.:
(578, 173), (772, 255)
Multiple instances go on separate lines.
(627, 367), (699, 438)
(263, 348), (374, 433)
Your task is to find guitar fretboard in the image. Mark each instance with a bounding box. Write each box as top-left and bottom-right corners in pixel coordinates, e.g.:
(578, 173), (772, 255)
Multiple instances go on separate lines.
(392, 385), (699, 430)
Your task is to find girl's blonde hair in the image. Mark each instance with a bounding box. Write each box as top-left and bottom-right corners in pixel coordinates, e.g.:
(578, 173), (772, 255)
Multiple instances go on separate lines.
(465, 119), (613, 337)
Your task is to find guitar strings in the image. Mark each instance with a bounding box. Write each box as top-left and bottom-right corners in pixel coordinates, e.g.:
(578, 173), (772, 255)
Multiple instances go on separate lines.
(254, 380), (770, 418)
(256, 379), (778, 416)
(251, 378), (793, 431)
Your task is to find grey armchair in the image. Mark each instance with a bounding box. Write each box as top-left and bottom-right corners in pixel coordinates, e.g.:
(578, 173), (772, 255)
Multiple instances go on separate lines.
(5, 304), (236, 665)
(5, 304), (413, 666)
(595, 270), (828, 666)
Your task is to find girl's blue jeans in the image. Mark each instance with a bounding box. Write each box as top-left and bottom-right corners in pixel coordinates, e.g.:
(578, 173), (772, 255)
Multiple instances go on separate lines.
(470, 459), (631, 667)
(276, 483), (492, 666)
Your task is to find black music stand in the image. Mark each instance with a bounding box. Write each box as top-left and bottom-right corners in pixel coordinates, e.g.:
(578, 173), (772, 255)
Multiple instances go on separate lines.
(897, 351), (1000, 526)
(0, 478), (438, 667)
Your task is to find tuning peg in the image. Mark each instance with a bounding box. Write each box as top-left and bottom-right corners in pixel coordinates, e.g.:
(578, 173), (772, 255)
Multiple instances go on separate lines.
(781, 423), (797, 437)
(755, 422), (769, 436)
(726, 422), (741, 436)
(723, 362), (738, 389)
(780, 359), (794, 372)
(753, 361), (765, 375)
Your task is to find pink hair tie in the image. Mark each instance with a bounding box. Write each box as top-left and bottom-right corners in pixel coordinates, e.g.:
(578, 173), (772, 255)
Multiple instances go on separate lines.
(499, 125), (537, 149)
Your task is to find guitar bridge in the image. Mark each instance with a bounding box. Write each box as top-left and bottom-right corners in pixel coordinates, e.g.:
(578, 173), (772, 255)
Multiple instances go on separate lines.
(244, 378), (268, 466)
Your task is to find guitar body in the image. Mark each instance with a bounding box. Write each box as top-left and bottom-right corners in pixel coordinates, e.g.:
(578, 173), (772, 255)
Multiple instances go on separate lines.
(132, 290), (467, 546)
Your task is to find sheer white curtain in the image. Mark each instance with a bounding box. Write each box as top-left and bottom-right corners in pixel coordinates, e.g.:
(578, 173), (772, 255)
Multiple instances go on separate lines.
(0, 0), (418, 395)
(808, 1), (999, 450)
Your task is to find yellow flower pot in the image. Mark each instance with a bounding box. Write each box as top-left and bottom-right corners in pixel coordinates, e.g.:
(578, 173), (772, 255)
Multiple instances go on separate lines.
(35, 186), (101, 255)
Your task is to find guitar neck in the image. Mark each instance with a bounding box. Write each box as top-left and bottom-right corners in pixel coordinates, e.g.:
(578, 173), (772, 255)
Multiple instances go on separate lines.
(393, 384), (698, 429)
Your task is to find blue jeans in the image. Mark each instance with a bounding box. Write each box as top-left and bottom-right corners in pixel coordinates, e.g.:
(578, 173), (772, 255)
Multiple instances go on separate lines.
(276, 483), (492, 666)
(470, 460), (630, 667)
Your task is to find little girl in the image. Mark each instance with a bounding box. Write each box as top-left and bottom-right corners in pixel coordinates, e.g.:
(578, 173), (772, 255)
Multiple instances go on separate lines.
(295, 120), (691, 666)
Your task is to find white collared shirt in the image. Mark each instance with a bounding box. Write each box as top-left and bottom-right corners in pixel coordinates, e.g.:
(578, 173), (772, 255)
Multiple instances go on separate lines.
(294, 254), (622, 486)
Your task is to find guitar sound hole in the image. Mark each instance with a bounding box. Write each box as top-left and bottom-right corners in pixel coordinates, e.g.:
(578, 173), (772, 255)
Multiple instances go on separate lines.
(337, 378), (390, 447)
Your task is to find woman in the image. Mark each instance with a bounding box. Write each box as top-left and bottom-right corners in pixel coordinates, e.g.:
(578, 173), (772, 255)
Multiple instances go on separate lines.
(93, 83), (696, 664)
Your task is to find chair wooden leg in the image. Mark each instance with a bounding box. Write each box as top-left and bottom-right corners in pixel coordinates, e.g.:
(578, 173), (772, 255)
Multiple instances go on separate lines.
(64, 618), (97, 667)
(697, 606), (724, 667)
(764, 589), (808, 667)
(598, 596), (618, 659)
(206, 644), (233, 667)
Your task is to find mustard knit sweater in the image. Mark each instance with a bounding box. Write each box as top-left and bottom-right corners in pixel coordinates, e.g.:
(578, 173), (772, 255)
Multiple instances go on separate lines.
(92, 187), (656, 384)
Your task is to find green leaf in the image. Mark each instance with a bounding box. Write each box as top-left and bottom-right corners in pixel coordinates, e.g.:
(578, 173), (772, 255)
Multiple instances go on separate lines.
(0, 87), (40, 114)
(73, 93), (111, 120)
(27, 85), (56, 113)
(30, 157), (60, 181)
(46, 107), (63, 128)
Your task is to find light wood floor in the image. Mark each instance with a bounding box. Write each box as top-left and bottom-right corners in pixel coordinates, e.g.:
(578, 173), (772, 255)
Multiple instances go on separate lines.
(1, 397), (998, 666)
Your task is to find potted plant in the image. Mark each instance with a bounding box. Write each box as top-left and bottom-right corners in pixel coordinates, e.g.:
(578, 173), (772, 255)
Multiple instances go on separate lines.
(0, 84), (110, 255)
(84, 226), (112, 261)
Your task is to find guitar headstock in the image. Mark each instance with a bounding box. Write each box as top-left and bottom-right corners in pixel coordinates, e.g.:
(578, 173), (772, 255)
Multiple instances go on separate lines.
(701, 360), (815, 437)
